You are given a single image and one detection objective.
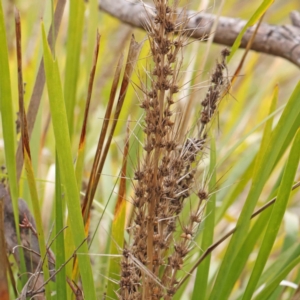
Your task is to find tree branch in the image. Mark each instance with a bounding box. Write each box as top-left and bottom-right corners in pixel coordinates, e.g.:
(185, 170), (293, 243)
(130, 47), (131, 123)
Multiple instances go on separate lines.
(99, 0), (300, 68)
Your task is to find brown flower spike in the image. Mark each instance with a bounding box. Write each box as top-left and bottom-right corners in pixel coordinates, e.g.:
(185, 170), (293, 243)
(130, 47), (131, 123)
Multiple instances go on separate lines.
(119, 1), (230, 299)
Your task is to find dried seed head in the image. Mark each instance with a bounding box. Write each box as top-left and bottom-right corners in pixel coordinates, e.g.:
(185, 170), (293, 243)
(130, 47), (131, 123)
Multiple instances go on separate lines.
(165, 20), (175, 33)
(190, 212), (202, 223)
(201, 110), (210, 124)
(170, 84), (179, 94)
(174, 243), (189, 257)
(124, 3), (229, 299)
(198, 189), (209, 200)
(221, 48), (230, 59)
(134, 170), (144, 181)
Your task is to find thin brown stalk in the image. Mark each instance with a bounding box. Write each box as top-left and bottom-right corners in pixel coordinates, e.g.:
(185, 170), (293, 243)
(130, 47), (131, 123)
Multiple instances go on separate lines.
(15, 8), (29, 157)
(82, 53), (124, 220)
(92, 35), (143, 201)
(230, 14), (264, 86)
(117, 120), (130, 213)
(66, 32), (100, 237)
(14, 10), (32, 287)
(83, 36), (143, 223)
(79, 31), (101, 148)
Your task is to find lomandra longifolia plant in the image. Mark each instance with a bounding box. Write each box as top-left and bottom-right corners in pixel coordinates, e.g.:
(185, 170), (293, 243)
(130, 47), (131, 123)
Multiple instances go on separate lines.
(120, 1), (230, 299)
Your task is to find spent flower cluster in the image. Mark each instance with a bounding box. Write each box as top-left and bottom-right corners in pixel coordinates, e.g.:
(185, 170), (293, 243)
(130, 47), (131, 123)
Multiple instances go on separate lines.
(119, 1), (230, 299)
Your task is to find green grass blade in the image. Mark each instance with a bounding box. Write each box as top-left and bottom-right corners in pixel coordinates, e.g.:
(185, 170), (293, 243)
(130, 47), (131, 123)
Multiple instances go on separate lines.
(223, 182), (299, 300)
(219, 202), (273, 299)
(55, 157), (67, 300)
(0, 1), (17, 208)
(42, 24), (96, 300)
(258, 243), (300, 288)
(213, 85), (279, 298)
(64, 0), (85, 136)
(227, 0), (274, 62)
(253, 256), (300, 300)
(0, 1), (27, 284)
(242, 128), (300, 299)
(209, 81), (300, 300)
(192, 136), (216, 300)
(216, 102), (284, 202)
(75, 32), (100, 188)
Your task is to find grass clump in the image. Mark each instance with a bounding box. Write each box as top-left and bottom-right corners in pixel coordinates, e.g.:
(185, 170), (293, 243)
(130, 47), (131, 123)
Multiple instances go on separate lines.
(0, 0), (299, 299)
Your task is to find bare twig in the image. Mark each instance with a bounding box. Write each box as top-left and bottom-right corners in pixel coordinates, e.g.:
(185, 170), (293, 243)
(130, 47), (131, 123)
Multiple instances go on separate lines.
(99, 0), (300, 67)
(31, 237), (88, 296)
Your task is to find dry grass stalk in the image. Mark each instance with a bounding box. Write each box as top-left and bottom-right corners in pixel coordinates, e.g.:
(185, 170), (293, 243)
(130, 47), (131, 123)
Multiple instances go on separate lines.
(119, 1), (230, 299)
(82, 36), (143, 223)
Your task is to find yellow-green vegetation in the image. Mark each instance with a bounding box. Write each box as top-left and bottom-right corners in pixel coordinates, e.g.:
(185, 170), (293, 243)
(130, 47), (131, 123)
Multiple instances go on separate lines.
(0, 0), (299, 299)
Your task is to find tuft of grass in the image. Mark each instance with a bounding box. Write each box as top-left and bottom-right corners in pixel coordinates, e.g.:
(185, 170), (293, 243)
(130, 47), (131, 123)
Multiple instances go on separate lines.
(0, 0), (299, 299)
